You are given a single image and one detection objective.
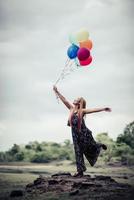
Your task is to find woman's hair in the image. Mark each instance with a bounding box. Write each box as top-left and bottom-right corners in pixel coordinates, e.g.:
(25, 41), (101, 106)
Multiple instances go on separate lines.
(78, 97), (86, 131)
(69, 97), (86, 131)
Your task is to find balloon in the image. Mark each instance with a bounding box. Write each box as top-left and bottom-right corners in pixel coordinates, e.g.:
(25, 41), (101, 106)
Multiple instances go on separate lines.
(80, 56), (92, 66)
(67, 44), (79, 59)
(80, 40), (93, 50)
(77, 47), (90, 61)
(69, 34), (78, 45)
(75, 29), (89, 42)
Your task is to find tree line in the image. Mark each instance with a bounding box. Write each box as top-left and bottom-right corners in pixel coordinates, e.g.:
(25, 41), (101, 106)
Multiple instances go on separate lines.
(0, 121), (134, 165)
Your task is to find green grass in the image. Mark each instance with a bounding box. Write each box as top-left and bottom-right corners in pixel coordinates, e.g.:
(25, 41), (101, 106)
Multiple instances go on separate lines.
(0, 173), (37, 200)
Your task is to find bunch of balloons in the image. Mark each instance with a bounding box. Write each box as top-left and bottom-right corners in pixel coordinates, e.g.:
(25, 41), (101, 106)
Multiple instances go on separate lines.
(54, 29), (93, 87)
(67, 29), (93, 66)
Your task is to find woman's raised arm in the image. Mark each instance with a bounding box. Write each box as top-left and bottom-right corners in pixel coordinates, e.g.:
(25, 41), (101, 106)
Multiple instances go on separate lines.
(83, 107), (112, 114)
(53, 86), (74, 110)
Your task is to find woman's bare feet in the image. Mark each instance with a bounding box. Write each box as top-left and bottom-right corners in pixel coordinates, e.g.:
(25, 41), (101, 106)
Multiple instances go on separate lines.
(73, 171), (83, 177)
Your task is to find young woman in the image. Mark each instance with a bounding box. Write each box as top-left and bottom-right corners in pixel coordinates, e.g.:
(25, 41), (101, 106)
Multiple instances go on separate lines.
(53, 86), (112, 177)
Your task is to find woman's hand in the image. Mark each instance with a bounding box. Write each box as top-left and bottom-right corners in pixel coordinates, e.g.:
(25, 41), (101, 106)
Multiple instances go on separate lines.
(53, 85), (58, 93)
(53, 86), (73, 109)
(104, 107), (112, 112)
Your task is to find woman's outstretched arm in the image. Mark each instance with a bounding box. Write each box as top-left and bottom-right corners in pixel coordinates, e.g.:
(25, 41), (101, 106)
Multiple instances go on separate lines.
(83, 107), (112, 114)
(53, 86), (74, 110)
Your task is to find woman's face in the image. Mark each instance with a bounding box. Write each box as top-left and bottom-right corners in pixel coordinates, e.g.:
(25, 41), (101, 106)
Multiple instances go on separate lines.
(73, 98), (81, 105)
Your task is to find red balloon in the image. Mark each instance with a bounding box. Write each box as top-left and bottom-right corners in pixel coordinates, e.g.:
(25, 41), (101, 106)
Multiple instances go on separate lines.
(77, 47), (90, 61)
(80, 56), (92, 66)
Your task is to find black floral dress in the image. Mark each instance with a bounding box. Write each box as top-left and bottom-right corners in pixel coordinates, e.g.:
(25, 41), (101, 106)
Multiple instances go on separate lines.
(68, 113), (102, 173)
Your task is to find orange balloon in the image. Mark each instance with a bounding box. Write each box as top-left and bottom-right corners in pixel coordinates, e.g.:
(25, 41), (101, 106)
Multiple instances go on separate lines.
(80, 40), (93, 50)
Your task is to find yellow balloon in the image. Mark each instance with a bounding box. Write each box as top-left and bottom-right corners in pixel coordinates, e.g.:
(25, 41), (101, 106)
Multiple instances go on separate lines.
(75, 29), (89, 42)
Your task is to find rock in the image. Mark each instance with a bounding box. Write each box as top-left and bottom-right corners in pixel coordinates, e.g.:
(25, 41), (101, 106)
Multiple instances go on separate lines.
(69, 189), (79, 196)
(83, 174), (91, 179)
(95, 175), (117, 183)
(80, 182), (102, 189)
(34, 177), (46, 185)
(48, 179), (59, 185)
(52, 172), (72, 177)
(123, 176), (128, 179)
(25, 188), (32, 193)
(26, 183), (34, 188)
(24, 173), (133, 199)
(73, 182), (82, 188)
(10, 190), (23, 197)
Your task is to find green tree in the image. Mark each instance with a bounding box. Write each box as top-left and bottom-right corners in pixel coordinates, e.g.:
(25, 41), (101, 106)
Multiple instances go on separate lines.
(15, 152), (25, 161)
(114, 143), (132, 157)
(0, 152), (5, 162)
(36, 144), (42, 152)
(25, 141), (39, 151)
(31, 151), (53, 163)
(117, 121), (134, 148)
(9, 144), (20, 155)
(64, 139), (71, 148)
(96, 133), (116, 162)
(96, 132), (113, 144)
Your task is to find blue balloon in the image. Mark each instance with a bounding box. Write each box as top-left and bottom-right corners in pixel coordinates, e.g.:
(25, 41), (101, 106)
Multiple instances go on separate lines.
(67, 45), (79, 59)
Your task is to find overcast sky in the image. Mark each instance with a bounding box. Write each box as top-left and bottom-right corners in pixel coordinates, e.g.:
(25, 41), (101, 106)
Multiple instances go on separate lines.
(0, 0), (134, 150)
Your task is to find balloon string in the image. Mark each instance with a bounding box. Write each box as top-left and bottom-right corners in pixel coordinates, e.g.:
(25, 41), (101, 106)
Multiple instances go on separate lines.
(54, 58), (70, 103)
(65, 58), (70, 66)
(60, 60), (74, 80)
(54, 58), (75, 103)
(54, 57), (78, 86)
(54, 58), (71, 85)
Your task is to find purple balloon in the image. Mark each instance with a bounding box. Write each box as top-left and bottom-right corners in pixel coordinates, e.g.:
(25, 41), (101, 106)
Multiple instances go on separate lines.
(77, 47), (90, 61)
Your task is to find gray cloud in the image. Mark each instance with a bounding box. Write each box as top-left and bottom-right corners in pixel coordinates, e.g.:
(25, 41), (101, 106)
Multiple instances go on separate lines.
(0, 0), (134, 150)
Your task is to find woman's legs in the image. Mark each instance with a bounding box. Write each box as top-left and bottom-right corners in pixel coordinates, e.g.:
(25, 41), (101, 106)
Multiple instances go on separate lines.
(82, 128), (107, 166)
(73, 135), (86, 174)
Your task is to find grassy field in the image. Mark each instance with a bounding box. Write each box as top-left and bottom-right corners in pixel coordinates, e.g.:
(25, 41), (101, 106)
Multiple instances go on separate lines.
(0, 161), (134, 200)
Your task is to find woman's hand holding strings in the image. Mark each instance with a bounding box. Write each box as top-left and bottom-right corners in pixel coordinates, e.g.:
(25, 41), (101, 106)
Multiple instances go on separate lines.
(53, 85), (59, 94)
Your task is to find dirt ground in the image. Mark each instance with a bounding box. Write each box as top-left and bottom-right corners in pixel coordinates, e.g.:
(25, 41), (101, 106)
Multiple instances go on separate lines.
(0, 162), (134, 200)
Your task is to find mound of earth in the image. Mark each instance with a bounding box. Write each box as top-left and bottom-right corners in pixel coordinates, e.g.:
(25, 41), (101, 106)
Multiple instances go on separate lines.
(24, 172), (134, 200)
